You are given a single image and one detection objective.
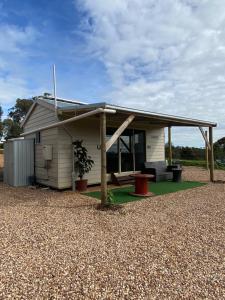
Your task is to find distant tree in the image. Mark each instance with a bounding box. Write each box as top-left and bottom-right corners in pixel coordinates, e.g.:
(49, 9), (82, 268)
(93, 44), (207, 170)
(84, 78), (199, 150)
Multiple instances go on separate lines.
(165, 144), (205, 161)
(3, 98), (34, 140)
(165, 143), (175, 159)
(2, 119), (22, 140)
(8, 98), (33, 123)
(180, 147), (195, 160)
(214, 137), (225, 160)
(214, 137), (225, 149)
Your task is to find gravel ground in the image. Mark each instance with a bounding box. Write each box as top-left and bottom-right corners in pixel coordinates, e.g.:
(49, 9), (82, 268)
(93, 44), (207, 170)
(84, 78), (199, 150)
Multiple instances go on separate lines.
(0, 154), (3, 181)
(0, 167), (225, 299)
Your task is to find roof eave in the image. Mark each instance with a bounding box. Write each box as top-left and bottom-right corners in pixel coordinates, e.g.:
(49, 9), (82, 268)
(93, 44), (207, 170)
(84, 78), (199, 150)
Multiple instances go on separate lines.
(59, 102), (216, 127)
(105, 104), (217, 127)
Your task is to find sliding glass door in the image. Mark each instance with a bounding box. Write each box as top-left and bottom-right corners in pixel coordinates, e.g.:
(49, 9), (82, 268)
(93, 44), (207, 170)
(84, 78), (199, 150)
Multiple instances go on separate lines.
(120, 133), (133, 172)
(106, 128), (119, 173)
(106, 128), (146, 174)
(134, 130), (145, 170)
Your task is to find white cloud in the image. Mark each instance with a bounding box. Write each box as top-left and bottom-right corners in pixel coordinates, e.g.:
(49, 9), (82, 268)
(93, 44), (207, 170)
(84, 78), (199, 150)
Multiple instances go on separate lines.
(77, 0), (225, 145)
(0, 23), (40, 108)
(0, 24), (38, 54)
(0, 76), (41, 110)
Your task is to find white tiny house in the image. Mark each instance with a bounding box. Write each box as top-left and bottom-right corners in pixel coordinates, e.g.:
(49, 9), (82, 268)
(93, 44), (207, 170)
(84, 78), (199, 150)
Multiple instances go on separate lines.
(21, 95), (216, 190)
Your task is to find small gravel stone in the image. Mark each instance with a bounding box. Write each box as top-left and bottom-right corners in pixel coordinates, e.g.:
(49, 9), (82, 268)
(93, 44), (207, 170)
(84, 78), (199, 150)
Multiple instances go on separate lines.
(0, 166), (225, 299)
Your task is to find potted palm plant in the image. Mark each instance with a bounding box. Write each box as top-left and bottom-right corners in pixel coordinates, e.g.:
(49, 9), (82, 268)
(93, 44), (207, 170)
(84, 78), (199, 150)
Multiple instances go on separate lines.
(73, 140), (94, 192)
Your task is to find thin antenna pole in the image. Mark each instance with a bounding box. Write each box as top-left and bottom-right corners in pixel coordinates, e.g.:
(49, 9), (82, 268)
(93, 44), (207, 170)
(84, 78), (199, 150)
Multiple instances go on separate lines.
(53, 64), (57, 116)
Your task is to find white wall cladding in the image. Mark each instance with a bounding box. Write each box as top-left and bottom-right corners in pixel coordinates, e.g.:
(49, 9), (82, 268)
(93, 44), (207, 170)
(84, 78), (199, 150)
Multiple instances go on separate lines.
(34, 128), (59, 188)
(24, 105), (57, 133)
(146, 127), (165, 162)
(23, 103), (165, 189)
(23, 103), (59, 188)
(57, 118), (101, 188)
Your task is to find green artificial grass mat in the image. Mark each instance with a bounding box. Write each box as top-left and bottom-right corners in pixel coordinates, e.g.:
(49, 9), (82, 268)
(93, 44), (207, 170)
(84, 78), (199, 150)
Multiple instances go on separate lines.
(84, 181), (206, 204)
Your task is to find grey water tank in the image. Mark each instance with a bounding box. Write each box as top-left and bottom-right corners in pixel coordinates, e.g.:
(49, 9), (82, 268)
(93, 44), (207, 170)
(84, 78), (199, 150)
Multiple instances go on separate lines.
(4, 138), (34, 186)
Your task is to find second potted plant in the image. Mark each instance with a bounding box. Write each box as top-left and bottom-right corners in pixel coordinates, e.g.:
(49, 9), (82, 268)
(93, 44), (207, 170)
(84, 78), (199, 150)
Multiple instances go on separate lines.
(73, 140), (94, 192)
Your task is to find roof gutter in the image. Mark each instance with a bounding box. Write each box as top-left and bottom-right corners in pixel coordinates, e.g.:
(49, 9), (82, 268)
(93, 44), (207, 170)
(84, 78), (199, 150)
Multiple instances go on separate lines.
(21, 108), (116, 137)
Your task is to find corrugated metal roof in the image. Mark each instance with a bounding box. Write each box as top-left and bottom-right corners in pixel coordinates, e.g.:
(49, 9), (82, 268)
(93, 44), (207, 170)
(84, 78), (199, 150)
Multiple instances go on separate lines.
(59, 102), (217, 127)
(39, 96), (87, 108)
(22, 95), (217, 128)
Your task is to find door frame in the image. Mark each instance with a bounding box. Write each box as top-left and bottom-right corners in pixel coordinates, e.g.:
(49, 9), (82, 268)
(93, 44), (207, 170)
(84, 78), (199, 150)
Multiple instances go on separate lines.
(106, 127), (146, 174)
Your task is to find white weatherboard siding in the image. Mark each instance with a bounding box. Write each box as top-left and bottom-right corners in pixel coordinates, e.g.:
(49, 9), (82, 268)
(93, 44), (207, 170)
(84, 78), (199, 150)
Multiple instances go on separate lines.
(57, 118), (101, 188)
(23, 104), (59, 188)
(34, 128), (58, 188)
(56, 127), (73, 189)
(146, 127), (165, 162)
(23, 104), (165, 189)
(24, 104), (57, 133)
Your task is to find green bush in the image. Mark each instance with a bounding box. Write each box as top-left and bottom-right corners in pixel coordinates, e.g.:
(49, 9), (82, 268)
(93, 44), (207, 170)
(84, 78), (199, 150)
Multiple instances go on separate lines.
(107, 190), (116, 205)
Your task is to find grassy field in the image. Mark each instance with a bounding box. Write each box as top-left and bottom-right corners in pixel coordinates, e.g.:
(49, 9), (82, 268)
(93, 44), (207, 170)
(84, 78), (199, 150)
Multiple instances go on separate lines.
(177, 160), (207, 167)
(175, 159), (225, 170)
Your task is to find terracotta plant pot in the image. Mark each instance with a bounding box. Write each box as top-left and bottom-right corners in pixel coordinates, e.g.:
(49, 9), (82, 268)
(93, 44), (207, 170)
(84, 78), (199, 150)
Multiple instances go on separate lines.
(76, 179), (88, 192)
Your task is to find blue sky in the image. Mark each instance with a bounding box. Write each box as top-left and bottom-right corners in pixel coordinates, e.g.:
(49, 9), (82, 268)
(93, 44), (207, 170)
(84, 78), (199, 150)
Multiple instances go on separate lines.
(0, 0), (111, 113)
(0, 0), (225, 146)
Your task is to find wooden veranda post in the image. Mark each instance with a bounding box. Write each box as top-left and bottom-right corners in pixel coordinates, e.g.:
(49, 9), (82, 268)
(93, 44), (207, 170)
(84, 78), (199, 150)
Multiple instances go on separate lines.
(106, 114), (135, 151)
(205, 130), (209, 170)
(100, 112), (107, 205)
(168, 126), (172, 165)
(209, 126), (214, 182)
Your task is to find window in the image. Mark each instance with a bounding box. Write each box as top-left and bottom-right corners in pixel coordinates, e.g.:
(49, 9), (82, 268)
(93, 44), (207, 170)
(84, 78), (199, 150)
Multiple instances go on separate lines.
(106, 128), (146, 173)
(35, 131), (41, 144)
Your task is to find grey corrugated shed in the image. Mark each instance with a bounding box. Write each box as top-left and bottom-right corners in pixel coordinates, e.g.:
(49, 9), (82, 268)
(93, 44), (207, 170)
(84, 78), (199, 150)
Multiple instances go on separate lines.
(4, 139), (34, 186)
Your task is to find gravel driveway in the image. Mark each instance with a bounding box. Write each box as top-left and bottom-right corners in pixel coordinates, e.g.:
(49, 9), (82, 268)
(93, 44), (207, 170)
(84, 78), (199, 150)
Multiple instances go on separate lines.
(0, 167), (225, 299)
